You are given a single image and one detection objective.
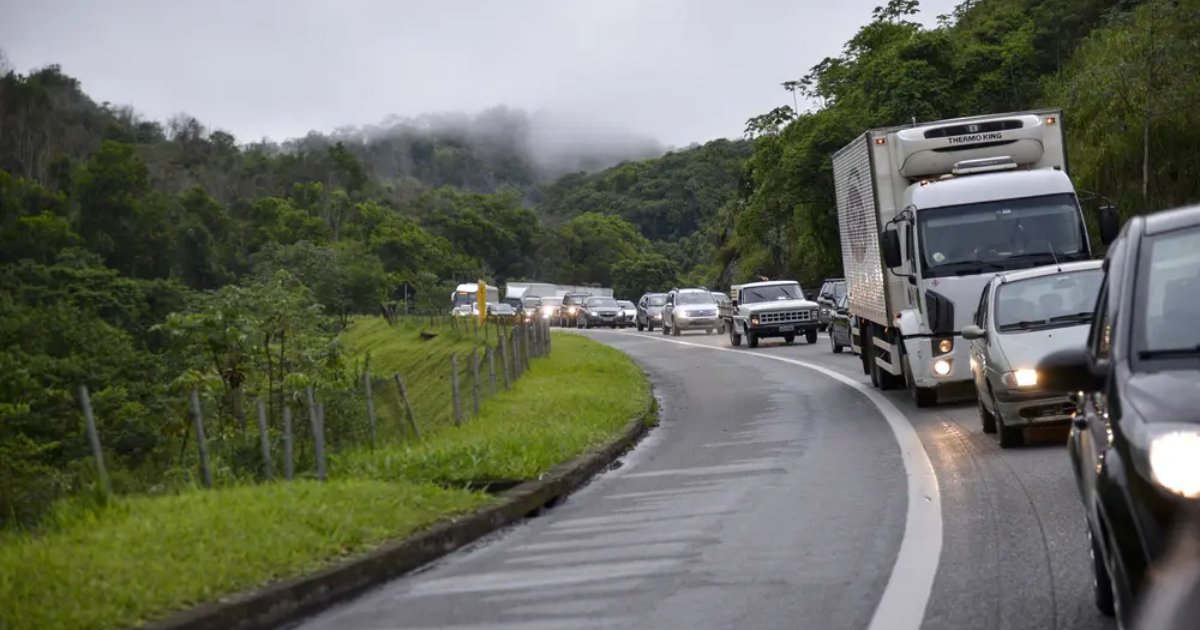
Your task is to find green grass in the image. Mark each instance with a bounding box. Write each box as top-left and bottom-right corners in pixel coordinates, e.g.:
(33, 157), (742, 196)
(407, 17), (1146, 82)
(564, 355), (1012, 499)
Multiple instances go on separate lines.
(0, 480), (490, 630)
(338, 332), (651, 484)
(0, 319), (649, 630)
(345, 315), (494, 438)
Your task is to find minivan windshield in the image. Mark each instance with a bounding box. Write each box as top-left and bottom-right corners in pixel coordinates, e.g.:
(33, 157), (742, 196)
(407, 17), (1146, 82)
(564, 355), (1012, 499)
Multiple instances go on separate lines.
(648, 295), (667, 306)
(919, 193), (1089, 278)
(588, 297), (619, 308)
(994, 268), (1103, 332)
(741, 283), (803, 303)
(676, 292), (716, 305)
(1136, 226), (1200, 358)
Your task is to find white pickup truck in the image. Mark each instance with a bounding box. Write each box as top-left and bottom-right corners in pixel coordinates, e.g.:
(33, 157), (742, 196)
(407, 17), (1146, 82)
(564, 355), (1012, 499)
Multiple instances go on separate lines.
(719, 280), (821, 348)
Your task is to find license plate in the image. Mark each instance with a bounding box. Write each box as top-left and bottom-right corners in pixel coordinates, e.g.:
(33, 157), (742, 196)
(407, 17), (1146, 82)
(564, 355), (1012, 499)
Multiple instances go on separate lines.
(779, 325), (794, 332)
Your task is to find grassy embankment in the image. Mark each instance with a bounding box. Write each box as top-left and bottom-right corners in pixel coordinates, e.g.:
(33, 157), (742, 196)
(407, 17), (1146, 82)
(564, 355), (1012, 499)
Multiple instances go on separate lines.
(0, 319), (649, 630)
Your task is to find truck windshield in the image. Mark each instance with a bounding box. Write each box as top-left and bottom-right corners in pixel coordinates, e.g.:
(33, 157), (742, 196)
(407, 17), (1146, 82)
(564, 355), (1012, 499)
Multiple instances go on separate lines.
(1135, 226), (1200, 361)
(452, 292), (475, 306)
(995, 268), (1102, 332)
(918, 193), (1088, 278)
(741, 284), (803, 303)
(522, 296), (541, 307)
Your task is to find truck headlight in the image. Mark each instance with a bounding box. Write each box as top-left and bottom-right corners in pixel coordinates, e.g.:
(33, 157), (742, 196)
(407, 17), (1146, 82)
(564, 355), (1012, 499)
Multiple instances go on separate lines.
(1002, 369), (1038, 388)
(1149, 430), (1200, 498)
(750, 316), (760, 326)
(568, 306), (577, 314)
(933, 359), (952, 376)
(936, 338), (953, 354)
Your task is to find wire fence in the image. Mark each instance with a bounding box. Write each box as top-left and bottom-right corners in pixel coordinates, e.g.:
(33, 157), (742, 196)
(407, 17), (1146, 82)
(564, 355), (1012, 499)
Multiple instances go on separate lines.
(71, 315), (553, 498)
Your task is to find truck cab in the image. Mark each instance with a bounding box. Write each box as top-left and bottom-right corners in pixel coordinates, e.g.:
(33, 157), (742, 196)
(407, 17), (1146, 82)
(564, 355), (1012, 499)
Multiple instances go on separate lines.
(833, 109), (1119, 406)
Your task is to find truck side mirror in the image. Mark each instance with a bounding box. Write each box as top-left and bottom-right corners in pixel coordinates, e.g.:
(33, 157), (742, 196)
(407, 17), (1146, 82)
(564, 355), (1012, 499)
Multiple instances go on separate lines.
(1097, 204), (1120, 246)
(880, 229), (902, 269)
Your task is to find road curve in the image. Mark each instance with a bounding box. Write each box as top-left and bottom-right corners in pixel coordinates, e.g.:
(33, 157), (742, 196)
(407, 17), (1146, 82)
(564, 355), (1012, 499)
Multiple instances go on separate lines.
(294, 328), (1114, 630)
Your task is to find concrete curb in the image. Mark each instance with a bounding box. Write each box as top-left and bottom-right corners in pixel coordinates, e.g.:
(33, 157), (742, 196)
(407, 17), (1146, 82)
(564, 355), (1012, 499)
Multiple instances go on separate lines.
(143, 396), (657, 630)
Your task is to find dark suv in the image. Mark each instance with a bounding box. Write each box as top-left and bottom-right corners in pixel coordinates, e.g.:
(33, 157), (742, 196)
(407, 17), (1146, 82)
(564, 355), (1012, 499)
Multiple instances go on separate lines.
(636, 292), (667, 332)
(559, 292), (590, 327)
(816, 278), (846, 331)
(1040, 204), (1200, 626)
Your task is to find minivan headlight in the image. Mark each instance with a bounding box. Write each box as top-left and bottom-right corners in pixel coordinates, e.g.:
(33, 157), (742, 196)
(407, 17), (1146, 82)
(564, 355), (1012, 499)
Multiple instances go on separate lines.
(1001, 369), (1038, 388)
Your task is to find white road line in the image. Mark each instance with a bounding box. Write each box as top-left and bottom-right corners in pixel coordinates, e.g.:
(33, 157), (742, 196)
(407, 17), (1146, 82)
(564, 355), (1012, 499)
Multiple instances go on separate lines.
(617, 332), (943, 630)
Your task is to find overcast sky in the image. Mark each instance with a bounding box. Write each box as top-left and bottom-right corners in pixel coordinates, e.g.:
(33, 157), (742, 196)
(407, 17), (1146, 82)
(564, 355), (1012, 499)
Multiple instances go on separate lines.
(1, 0), (961, 149)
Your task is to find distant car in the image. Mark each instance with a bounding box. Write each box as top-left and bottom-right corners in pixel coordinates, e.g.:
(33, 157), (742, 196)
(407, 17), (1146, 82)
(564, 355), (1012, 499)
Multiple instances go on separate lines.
(617, 300), (636, 327)
(962, 260), (1104, 445)
(722, 280), (820, 347)
(579, 296), (622, 329)
(1038, 204), (1200, 626)
(662, 288), (720, 336)
(816, 278), (846, 331)
(637, 293), (667, 331)
(488, 303), (518, 321)
(520, 295), (543, 323)
(559, 293), (589, 327)
(711, 292), (731, 333)
(829, 293), (853, 354)
(539, 297), (561, 323)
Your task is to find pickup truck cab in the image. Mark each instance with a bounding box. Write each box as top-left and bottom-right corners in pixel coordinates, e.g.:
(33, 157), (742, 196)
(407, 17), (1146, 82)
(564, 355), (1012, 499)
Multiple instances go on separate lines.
(720, 280), (820, 348)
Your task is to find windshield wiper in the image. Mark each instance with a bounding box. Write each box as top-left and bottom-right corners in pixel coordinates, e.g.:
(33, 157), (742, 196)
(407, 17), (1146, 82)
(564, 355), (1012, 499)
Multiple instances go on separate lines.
(1138, 345), (1200, 359)
(1047, 311), (1093, 323)
(998, 320), (1048, 331)
(934, 260), (1008, 275)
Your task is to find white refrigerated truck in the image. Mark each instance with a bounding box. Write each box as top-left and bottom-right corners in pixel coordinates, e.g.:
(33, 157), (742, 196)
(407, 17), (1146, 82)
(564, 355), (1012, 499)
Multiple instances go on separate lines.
(833, 108), (1118, 406)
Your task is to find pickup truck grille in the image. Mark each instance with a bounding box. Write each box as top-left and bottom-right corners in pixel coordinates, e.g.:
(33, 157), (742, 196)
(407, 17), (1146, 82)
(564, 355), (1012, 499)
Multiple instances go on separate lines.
(759, 309), (816, 324)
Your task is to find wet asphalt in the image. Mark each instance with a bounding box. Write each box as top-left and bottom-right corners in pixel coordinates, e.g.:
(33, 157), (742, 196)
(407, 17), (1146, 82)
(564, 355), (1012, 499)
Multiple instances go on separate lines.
(294, 327), (1114, 630)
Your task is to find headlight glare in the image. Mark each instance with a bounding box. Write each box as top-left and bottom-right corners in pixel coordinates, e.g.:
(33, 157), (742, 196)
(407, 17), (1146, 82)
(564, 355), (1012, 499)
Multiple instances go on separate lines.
(933, 359), (952, 376)
(1149, 430), (1200, 498)
(1002, 369), (1038, 388)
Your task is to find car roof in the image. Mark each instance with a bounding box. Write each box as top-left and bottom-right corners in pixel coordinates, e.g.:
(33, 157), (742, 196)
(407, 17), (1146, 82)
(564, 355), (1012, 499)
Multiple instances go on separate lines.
(675, 288), (710, 293)
(1143, 204), (1200, 236)
(737, 280), (800, 289)
(995, 259), (1103, 284)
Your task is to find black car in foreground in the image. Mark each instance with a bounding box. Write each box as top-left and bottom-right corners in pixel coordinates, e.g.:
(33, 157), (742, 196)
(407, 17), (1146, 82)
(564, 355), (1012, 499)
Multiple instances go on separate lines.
(1039, 204), (1200, 628)
(828, 293), (853, 354)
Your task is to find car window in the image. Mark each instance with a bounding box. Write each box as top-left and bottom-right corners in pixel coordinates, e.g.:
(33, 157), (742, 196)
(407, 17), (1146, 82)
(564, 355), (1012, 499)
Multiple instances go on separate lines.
(649, 295), (666, 306)
(1137, 226), (1200, 354)
(1088, 277), (1111, 359)
(975, 283), (990, 328)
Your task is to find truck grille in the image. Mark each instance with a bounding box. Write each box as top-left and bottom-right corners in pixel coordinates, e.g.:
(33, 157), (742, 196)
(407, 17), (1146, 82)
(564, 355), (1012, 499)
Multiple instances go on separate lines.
(759, 310), (815, 324)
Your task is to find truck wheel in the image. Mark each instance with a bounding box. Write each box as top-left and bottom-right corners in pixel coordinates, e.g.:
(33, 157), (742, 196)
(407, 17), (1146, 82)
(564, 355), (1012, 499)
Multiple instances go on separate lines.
(730, 328), (742, 347)
(904, 355), (937, 408)
(783, 334), (795, 344)
(805, 328), (818, 344)
(748, 332), (759, 348)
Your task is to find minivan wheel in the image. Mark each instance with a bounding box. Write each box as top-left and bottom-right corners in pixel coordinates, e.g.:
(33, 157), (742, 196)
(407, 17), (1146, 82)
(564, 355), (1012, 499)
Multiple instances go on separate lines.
(1089, 526), (1116, 616)
(995, 394), (1024, 448)
(978, 396), (997, 434)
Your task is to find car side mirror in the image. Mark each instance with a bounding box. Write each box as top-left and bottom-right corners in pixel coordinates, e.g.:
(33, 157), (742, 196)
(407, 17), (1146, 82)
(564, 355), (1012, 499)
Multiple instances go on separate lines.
(1038, 346), (1107, 392)
(1098, 204), (1120, 246)
(880, 229), (902, 268)
(962, 324), (986, 340)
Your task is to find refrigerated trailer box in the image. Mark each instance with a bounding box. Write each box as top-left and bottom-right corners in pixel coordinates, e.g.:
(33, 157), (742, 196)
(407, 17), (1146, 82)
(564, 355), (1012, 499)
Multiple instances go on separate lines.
(832, 108), (1116, 406)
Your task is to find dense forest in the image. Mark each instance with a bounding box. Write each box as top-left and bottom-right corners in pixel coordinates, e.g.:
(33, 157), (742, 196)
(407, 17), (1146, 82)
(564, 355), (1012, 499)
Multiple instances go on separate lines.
(2, 0), (1199, 527)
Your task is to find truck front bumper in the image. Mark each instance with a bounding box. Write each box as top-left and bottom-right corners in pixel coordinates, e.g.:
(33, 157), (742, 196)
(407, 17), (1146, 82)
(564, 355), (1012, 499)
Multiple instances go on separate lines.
(747, 322), (819, 338)
(906, 337), (972, 389)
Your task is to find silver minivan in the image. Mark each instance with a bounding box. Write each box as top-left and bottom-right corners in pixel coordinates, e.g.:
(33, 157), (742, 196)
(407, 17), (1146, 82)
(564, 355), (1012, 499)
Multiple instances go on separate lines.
(963, 260), (1104, 447)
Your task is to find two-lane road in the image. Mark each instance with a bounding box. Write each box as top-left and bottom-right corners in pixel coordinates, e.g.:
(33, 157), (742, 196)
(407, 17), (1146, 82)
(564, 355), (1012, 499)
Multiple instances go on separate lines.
(296, 328), (1113, 630)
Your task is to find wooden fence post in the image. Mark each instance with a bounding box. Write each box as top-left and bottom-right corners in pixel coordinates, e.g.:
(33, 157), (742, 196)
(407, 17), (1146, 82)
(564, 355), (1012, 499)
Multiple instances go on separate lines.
(304, 387), (326, 481)
(450, 353), (463, 425)
(189, 388), (213, 488)
(315, 402), (327, 480)
(393, 375), (421, 440)
(283, 401), (294, 480)
(364, 370), (377, 446)
(255, 398), (274, 480)
(77, 384), (110, 496)
(471, 348), (481, 417)
(487, 346), (497, 392)
(499, 336), (511, 390)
